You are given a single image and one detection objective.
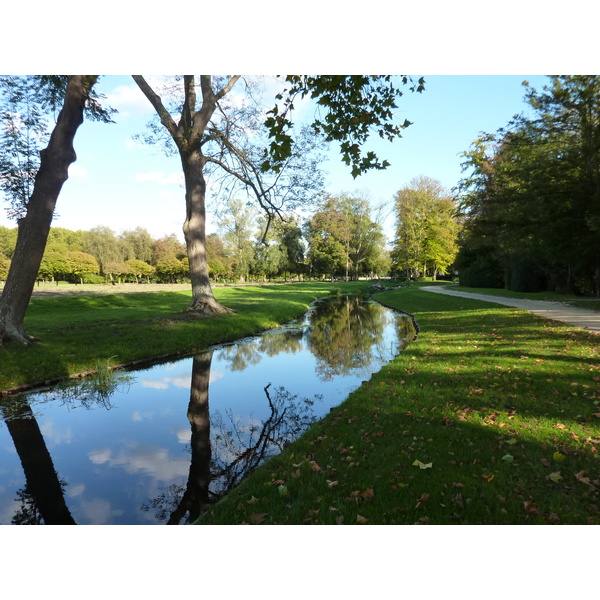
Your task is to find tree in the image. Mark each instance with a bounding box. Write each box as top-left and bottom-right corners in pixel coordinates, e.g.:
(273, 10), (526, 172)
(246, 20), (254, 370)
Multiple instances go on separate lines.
(305, 194), (387, 280)
(133, 75), (424, 313)
(125, 259), (155, 283)
(456, 76), (600, 295)
(81, 226), (124, 270)
(64, 251), (99, 283)
(391, 176), (459, 280)
(217, 198), (256, 282)
(262, 75), (425, 178)
(120, 227), (154, 263)
(0, 76), (111, 345)
(0, 252), (9, 280)
(0, 225), (17, 258)
(0, 77), (49, 220)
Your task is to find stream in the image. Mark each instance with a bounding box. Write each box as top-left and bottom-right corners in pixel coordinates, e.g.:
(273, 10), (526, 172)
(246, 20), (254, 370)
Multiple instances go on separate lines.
(0, 294), (416, 524)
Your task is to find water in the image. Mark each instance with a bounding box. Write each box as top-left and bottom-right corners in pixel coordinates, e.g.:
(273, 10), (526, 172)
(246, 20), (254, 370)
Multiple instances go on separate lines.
(0, 295), (415, 525)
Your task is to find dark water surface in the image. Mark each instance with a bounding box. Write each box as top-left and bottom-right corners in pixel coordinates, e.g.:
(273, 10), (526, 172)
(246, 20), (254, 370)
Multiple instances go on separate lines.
(0, 295), (415, 525)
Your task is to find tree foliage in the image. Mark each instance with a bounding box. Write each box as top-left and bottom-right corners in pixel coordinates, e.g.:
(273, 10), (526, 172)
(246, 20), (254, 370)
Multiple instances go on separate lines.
(305, 194), (388, 279)
(391, 176), (459, 280)
(456, 76), (600, 295)
(263, 75), (425, 178)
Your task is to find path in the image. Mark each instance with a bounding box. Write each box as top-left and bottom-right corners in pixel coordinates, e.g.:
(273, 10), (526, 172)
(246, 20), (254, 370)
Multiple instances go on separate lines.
(420, 286), (600, 335)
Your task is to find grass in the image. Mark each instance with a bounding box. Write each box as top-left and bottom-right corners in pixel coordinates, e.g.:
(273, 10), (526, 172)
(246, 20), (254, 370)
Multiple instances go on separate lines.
(0, 282), (344, 391)
(2, 280), (599, 524)
(198, 286), (600, 525)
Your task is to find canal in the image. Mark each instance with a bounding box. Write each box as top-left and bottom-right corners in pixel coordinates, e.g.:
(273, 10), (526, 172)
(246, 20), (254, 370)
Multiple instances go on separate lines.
(0, 294), (416, 524)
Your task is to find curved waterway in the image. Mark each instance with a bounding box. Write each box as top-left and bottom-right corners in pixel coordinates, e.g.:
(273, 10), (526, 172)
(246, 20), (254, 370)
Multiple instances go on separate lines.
(0, 295), (415, 524)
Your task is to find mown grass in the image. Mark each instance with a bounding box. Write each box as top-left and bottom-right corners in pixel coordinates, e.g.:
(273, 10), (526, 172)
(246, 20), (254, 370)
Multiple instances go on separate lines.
(198, 286), (600, 525)
(0, 282), (346, 391)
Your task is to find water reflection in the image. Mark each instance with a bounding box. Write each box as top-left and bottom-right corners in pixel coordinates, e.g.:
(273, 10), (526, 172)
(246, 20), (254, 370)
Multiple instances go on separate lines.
(0, 295), (415, 525)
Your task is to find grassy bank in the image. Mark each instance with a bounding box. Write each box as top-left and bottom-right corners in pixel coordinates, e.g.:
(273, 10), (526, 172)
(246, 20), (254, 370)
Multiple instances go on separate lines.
(0, 282), (347, 391)
(198, 286), (600, 525)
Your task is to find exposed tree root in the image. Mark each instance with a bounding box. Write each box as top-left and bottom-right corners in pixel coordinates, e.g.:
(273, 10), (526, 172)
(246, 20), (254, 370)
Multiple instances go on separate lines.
(0, 324), (36, 346)
(183, 296), (236, 315)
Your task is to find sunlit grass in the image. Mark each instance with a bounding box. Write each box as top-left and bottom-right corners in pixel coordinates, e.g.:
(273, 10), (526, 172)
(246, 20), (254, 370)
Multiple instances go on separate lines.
(0, 283), (336, 391)
(198, 287), (600, 525)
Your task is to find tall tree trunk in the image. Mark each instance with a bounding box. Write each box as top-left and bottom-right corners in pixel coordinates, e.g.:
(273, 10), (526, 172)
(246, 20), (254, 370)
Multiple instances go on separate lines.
(0, 75), (97, 345)
(181, 150), (233, 314)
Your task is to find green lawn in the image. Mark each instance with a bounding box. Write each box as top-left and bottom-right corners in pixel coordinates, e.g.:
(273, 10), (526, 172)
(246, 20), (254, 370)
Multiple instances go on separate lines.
(198, 286), (600, 525)
(0, 282), (339, 391)
(2, 281), (599, 524)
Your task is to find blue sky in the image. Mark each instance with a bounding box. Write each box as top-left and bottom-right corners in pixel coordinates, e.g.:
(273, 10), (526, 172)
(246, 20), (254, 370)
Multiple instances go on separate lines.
(0, 74), (550, 242)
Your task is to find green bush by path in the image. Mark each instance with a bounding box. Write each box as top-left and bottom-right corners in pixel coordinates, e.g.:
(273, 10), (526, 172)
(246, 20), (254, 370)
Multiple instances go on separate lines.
(198, 287), (600, 525)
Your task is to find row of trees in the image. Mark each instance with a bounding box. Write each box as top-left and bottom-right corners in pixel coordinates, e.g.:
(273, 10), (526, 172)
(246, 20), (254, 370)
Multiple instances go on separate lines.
(456, 76), (600, 296)
(0, 74), (426, 344)
(0, 191), (396, 284)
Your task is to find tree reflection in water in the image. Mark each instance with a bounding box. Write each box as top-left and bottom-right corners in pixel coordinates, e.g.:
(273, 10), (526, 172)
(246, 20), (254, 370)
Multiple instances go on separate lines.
(144, 351), (321, 524)
(307, 295), (414, 381)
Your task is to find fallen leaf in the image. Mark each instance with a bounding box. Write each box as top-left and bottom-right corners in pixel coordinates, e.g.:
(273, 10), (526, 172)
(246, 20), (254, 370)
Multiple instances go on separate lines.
(249, 512), (268, 524)
(356, 514), (368, 524)
(327, 480), (339, 488)
(482, 474), (495, 483)
(553, 452), (566, 462)
(523, 501), (540, 515)
(502, 454), (514, 463)
(575, 471), (591, 485)
(246, 496), (259, 505)
(278, 485), (288, 497)
(549, 471), (563, 483)
(555, 423), (566, 430)
(415, 493), (431, 509)
(412, 460), (433, 469)
(310, 461), (322, 472)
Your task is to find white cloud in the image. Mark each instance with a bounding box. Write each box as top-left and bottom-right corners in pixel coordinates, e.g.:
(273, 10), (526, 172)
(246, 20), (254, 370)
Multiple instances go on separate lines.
(78, 497), (115, 525)
(67, 164), (88, 180)
(88, 443), (189, 481)
(140, 379), (168, 390)
(66, 483), (85, 498)
(40, 420), (73, 445)
(173, 426), (191, 445)
(104, 83), (154, 120)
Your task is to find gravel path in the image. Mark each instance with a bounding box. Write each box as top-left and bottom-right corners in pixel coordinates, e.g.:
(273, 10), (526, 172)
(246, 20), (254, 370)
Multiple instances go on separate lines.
(420, 286), (600, 335)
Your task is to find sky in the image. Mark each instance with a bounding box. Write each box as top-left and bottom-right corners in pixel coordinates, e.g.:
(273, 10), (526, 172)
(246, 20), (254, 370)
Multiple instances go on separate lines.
(0, 74), (551, 243)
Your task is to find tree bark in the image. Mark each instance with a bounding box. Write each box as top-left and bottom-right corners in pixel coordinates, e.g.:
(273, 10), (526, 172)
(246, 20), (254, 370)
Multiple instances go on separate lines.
(0, 75), (97, 345)
(181, 149), (233, 314)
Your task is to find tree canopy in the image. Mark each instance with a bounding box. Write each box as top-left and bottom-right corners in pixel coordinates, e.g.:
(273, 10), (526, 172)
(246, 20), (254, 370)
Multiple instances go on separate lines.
(456, 76), (600, 295)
